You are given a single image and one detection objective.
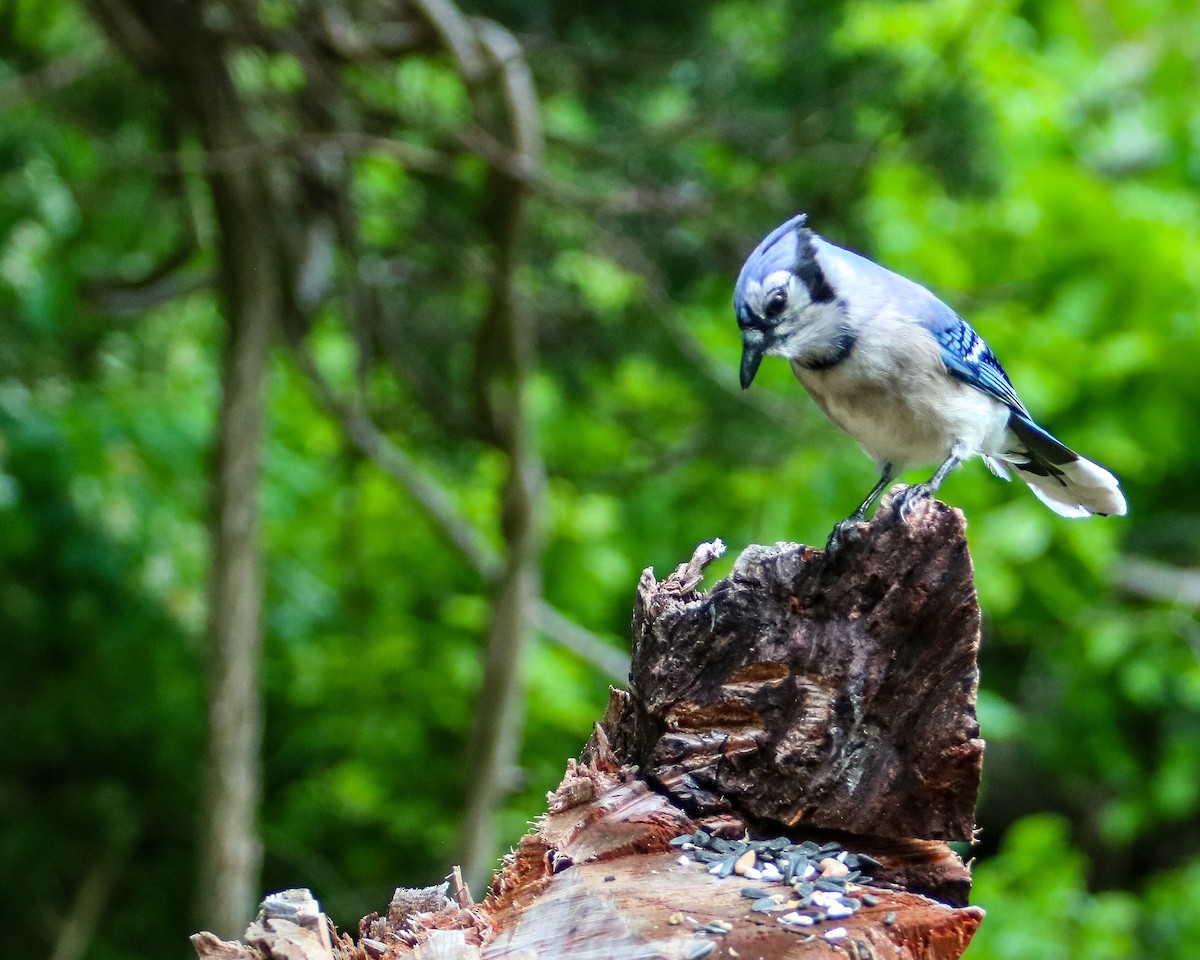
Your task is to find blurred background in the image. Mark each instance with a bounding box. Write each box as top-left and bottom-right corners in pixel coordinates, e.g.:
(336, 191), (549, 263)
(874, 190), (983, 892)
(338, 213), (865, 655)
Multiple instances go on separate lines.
(2, 0), (1198, 956)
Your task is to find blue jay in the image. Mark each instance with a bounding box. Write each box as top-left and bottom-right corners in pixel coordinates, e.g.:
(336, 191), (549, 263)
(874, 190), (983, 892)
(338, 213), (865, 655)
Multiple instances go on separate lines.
(735, 214), (1126, 543)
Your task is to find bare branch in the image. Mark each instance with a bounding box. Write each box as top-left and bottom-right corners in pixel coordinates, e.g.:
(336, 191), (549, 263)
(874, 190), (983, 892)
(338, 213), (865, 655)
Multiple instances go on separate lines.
(285, 332), (505, 581)
(596, 227), (805, 426)
(0, 53), (105, 110)
(470, 19), (542, 167)
(408, 0), (488, 84)
(1114, 558), (1200, 607)
(457, 11), (548, 890)
(533, 602), (629, 683)
(284, 282), (632, 683)
(49, 842), (130, 960)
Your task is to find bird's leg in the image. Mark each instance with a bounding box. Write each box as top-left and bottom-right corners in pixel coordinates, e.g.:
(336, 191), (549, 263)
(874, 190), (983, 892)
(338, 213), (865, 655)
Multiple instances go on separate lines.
(893, 443), (967, 521)
(826, 463), (896, 551)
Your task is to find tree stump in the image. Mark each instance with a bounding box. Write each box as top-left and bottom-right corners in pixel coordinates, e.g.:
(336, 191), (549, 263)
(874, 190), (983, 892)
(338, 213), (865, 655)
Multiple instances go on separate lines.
(193, 495), (986, 960)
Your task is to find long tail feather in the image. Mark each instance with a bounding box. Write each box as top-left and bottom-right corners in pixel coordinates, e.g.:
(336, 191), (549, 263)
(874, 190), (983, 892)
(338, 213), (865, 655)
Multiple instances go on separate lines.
(1006, 415), (1127, 517)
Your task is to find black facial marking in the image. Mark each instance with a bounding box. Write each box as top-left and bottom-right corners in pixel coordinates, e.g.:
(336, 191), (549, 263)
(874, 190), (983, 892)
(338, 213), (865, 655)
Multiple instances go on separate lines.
(794, 227), (837, 304)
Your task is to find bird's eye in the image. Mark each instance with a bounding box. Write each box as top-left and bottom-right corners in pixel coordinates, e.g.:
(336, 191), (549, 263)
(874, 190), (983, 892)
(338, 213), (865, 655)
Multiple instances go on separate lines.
(764, 289), (788, 320)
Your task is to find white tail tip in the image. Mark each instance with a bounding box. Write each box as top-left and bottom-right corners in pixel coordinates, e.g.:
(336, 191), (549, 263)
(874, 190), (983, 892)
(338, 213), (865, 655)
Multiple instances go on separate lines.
(1021, 456), (1127, 518)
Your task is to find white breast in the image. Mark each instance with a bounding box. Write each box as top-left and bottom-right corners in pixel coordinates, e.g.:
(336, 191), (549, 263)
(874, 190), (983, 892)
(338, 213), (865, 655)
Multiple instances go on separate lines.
(792, 320), (1010, 470)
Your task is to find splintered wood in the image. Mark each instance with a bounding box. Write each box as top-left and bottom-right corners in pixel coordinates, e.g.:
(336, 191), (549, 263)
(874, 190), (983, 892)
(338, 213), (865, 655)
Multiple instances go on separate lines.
(193, 497), (987, 960)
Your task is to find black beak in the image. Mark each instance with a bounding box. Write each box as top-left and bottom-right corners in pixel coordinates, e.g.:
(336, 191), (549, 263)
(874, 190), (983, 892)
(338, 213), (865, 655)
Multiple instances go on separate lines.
(740, 331), (766, 389)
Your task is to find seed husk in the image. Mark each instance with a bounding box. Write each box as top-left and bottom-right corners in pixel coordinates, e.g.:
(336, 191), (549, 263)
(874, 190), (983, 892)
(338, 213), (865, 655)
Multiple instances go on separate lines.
(819, 858), (850, 879)
(734, 849), (757, 875)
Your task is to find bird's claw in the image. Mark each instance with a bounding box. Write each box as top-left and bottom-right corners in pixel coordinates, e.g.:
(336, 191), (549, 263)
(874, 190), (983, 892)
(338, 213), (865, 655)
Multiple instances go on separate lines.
(892, 483), (934, 522)
(825, 517), (866, 553)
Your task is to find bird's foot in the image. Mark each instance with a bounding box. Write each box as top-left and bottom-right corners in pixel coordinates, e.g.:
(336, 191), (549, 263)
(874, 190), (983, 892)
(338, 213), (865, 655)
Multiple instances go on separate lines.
(825, 516), (866, 553)
(892, 482), (935, 522)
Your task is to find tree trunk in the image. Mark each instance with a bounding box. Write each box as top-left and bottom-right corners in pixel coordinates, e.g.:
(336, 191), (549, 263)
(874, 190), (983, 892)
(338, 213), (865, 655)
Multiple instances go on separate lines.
(84, 0), (279, 936)
(196, 160), (277, 936)
(194, 496), (987, 960)
(458, 22), (547, 891)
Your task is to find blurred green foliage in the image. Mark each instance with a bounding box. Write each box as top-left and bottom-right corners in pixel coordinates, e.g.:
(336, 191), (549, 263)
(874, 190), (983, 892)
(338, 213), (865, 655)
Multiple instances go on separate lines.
(2, 0), (1199, 957)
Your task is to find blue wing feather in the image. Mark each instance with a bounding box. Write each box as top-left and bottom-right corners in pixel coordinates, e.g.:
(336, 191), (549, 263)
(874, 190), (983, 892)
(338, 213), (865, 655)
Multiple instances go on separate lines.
(932, 317), (1028, 416)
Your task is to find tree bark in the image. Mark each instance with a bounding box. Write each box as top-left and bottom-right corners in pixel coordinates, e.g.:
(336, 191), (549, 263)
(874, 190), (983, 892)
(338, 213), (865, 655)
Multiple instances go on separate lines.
(621, 496), (984, 842)
(194, 497), (986, 960)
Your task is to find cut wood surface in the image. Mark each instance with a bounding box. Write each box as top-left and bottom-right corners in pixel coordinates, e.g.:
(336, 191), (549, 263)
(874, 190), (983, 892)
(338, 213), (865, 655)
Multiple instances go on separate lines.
(193, 496), (986, 960)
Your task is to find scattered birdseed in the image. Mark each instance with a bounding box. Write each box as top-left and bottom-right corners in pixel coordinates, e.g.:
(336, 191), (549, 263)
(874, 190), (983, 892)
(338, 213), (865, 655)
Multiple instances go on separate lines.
(685, 941), (716, 960)
(678, 856), (692, 867)
(825, 927), (848, 941)
(669, 828), (887, 934)
(668, 912), (685, 925)
(759, 863), (782, 882)
(729, 949), (739, 958)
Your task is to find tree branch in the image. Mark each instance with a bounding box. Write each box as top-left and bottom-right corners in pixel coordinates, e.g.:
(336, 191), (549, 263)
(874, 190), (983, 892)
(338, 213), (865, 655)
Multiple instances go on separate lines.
(1114, 558), (1200, 607)
(532, 603), (629, 683)
(456, 15), (548, 891)
(285, 332), (505, 580)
